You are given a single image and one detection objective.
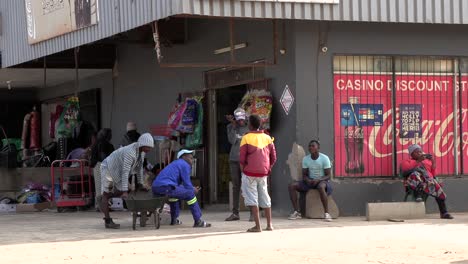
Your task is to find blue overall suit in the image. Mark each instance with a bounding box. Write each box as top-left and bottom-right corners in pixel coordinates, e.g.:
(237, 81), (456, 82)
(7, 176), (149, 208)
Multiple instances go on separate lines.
(152, 159), (201, 224)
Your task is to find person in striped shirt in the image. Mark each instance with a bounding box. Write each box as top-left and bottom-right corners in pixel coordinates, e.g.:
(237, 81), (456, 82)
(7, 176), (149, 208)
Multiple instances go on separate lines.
(100, 133), (154, 229)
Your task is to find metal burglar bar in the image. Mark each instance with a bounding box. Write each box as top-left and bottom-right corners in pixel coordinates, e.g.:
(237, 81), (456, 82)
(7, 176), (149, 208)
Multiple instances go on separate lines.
(333, 55), (392, 177)
(394, 57), (455, 177)
(459, 58), (468, 175)
(333, 55), (465, 178)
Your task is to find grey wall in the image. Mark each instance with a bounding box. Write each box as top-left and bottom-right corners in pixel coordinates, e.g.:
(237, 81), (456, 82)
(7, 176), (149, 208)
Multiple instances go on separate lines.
(264, 22), (297, 215)
(294, 21), (468, 216)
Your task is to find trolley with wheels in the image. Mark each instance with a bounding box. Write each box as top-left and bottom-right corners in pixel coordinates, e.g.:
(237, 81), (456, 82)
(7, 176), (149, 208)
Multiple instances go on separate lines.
(51, 159), (94, 212)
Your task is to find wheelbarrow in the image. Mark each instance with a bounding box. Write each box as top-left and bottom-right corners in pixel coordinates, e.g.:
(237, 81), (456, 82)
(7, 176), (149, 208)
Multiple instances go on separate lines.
(124, 196), (167, 230)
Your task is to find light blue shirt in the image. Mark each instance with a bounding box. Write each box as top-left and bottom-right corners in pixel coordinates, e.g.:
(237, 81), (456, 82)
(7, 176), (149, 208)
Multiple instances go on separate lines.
(302, 153), (332, 180)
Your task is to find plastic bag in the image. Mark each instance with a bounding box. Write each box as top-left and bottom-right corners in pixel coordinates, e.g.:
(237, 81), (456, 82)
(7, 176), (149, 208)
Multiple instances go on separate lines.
(168, 102), (187, 130)
(239, 90), (273, 129)
(177, 99), (198, 133)
(186, 99), (203, 148)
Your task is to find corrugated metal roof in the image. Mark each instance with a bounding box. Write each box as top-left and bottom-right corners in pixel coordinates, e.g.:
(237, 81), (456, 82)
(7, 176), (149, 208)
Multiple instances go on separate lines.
(179, 0), (468, 24)
(1, 0), (468, 68)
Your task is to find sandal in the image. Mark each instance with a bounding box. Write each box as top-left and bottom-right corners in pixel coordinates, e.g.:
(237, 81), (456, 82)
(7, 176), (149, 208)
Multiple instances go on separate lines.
(193, 220), (211, 228)
(264, 226), (274, 231)
(247, 227), (262, 232)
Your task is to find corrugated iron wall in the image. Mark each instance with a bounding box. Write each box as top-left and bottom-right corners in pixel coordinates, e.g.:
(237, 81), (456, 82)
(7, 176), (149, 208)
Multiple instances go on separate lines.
(1, 0), (468, 68)
(181, 0), (468, 23)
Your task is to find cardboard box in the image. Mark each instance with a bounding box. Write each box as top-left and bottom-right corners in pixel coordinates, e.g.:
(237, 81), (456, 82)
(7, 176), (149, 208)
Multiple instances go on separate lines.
(16, 202), (52, 213)
(0, 204), (17, 213)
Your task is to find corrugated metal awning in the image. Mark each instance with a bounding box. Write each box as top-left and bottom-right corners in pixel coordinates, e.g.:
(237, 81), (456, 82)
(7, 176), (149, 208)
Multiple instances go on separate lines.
(1, 0), (468, 68)
(179, 0), (468, 24)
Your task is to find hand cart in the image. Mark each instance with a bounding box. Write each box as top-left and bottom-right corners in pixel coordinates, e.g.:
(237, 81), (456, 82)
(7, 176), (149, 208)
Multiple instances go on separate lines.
(51, 159), (94, 212)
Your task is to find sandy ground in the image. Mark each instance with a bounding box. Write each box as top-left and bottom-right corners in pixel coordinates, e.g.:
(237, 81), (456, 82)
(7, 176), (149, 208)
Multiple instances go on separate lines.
(1, 210), (468, 264)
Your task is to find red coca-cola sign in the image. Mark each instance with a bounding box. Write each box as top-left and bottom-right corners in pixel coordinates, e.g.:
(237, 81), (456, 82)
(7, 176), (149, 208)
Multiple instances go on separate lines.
(334, 74), (468, 177)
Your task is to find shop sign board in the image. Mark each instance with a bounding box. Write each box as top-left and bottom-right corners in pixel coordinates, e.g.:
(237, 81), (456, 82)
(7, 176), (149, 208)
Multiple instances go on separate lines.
(25, 0), (99, 44)
(334, 73), (468, 177)
(280, 85), (294, 115)
(240, 0), (339, 4)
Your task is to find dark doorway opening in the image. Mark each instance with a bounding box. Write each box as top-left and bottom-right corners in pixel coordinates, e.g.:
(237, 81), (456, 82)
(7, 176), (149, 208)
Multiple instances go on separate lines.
(215, 84), (247, 203)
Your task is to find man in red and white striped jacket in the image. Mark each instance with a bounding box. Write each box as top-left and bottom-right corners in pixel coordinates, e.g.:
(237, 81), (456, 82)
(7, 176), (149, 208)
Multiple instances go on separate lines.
(239, 114), (277, 233)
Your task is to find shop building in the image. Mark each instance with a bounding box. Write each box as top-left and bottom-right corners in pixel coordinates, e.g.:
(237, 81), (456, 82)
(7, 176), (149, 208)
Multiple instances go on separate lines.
(1, 0), (468, 216)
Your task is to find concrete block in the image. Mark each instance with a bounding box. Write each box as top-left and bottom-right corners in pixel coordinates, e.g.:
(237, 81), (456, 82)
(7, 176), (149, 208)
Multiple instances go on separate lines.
(305, 190), (340, 219)
(366, 202), (426, 221)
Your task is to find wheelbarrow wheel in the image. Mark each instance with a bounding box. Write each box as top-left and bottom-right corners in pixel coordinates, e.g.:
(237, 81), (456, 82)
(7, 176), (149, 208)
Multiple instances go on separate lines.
(132, 212), (137, 230)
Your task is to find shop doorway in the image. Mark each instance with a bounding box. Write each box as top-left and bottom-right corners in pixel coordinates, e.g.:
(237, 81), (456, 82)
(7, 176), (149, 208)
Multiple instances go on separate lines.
(214, 85), (247, 203)
(204, 65), (266, 204)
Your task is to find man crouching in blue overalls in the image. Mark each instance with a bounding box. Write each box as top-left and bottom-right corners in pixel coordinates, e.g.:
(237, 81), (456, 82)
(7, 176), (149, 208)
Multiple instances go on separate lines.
(152, 149), (211, 228)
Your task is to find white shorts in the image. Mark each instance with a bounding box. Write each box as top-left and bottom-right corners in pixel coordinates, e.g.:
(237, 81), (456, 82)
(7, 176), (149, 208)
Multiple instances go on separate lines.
(241, 173), (271, 208)
(100, 166), (115, 194)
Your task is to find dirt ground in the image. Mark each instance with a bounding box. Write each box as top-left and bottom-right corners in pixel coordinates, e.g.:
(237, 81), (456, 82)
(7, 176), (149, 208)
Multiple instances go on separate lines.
(1, 210), (468, 264)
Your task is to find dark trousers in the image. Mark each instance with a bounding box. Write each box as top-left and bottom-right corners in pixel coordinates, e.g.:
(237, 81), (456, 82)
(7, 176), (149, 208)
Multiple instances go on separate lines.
(229, 161), (242, 215)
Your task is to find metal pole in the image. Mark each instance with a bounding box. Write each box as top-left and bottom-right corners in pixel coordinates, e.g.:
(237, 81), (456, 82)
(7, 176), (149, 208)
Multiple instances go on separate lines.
(207, 89), (218, 203)
(458, 59), (464, 174)
(391, 57), (397, 177)
(453, 58), (458, 176)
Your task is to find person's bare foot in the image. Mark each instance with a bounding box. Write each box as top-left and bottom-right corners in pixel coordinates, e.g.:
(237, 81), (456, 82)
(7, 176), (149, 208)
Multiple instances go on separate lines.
(264, 226), (273, 231)
(247, 226), (262, 232)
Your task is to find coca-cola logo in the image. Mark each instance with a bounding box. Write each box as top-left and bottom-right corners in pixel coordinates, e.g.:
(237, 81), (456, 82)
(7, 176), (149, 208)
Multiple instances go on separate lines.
(369, 108), (468, 158)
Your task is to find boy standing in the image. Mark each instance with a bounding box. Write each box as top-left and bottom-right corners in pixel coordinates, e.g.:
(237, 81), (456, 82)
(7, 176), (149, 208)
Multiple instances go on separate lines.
(239, 115), (277, 232)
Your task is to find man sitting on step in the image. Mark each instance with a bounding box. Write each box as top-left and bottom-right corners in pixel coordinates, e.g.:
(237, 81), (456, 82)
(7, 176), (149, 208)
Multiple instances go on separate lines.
(287, 140), (333, 222)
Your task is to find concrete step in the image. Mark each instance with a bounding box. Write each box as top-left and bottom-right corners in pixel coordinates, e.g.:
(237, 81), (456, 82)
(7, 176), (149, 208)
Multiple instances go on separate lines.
(366, 202), (426, 221)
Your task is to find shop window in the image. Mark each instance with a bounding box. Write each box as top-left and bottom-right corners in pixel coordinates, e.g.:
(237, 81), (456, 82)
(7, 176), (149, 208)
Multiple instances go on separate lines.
(333, 56), (391, 73)
(333, 55), (465, 177)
